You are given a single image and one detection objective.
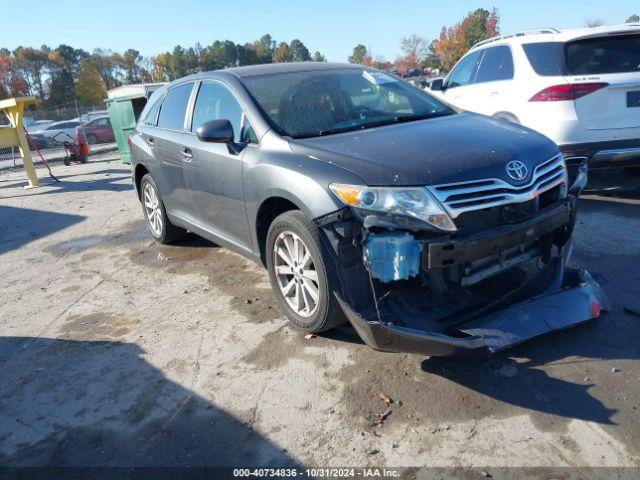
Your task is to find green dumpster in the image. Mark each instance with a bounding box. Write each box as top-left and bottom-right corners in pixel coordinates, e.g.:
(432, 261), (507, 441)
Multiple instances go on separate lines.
(105, 83), (165, 164)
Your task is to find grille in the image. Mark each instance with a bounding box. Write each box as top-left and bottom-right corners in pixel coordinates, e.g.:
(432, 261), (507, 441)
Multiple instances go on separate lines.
(427, 155), (567, 219)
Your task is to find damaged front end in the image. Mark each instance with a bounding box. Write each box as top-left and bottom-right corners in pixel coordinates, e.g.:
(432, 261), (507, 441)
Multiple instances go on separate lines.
(316, 179), (610, 356)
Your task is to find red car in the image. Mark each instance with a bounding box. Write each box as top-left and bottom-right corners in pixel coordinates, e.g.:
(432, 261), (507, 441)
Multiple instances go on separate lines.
(77, 116), (115, 144)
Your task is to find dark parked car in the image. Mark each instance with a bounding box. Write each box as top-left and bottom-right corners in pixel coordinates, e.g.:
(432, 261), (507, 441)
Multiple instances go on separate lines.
(130, 62), (609, 356)
(78, 116), (115, 144)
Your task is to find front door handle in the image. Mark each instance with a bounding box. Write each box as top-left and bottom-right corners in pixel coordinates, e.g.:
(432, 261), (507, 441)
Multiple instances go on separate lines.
(147, 137), (155, 146)
(180, 147), (193, 161)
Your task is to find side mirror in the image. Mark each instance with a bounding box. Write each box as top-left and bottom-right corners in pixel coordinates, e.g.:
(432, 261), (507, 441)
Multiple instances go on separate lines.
(196, 119), (234, 143)
(429, 78), (445, 91)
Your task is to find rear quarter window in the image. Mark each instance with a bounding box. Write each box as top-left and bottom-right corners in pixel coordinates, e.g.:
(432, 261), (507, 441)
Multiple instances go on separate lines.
(140, 89), (164, 127)
(522, 42), (566, 76)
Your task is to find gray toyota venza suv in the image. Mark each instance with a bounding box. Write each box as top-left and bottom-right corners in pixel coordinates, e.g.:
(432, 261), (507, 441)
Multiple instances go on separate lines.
(130, 62), (609, 356)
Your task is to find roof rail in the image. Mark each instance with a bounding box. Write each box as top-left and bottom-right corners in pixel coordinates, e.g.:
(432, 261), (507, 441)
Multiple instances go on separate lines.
(473, 28), (560, 49)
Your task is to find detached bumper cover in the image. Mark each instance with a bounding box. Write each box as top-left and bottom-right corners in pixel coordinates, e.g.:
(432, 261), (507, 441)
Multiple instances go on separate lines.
(337, 269), (611, 356)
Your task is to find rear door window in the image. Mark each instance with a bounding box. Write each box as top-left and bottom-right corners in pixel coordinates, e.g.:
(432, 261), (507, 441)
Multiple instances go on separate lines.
(157, 83), (194, 130)
(447, 51), (483, 88)
(566, 34), (640, 74)
(475, 46), (514, 83)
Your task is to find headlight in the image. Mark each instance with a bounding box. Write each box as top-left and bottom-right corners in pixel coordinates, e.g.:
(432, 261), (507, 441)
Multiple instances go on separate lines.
(329, 183), (457, 232)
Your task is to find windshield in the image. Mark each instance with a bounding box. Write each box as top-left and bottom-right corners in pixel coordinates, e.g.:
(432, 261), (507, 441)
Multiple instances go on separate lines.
(240, 68), (455, 138)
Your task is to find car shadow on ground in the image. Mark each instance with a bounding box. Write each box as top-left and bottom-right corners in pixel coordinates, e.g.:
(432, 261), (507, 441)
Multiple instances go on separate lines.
(0, 205), (85, 256)
(420, 315), (640, 425)
(0, 166), (132, 200)
(0, 336), (299, 472)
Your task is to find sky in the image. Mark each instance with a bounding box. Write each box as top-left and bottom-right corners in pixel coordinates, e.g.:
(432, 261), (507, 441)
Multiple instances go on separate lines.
(3, 0), (638, 62)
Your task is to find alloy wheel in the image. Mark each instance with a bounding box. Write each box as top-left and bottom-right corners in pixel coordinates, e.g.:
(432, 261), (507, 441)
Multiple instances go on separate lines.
(273, 231), (320, 317)
(143, 183), (163, 237)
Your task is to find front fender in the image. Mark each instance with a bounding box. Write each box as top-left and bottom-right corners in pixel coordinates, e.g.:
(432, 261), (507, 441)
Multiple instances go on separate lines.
(243, 146), (366, 250)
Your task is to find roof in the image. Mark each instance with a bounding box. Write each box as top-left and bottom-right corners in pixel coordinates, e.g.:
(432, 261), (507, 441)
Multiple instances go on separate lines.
(471, 23), (640, 50)
(225, 62), (363, 77)
(180, 62), (364, 82)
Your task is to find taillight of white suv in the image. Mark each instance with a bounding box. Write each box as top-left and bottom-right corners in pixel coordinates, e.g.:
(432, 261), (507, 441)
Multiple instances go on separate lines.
(529, 82), (609, 101)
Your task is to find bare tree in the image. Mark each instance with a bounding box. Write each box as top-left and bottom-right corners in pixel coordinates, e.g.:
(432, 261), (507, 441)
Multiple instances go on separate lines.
(585, 19), (605, 28)
(396, 34), (428, 69)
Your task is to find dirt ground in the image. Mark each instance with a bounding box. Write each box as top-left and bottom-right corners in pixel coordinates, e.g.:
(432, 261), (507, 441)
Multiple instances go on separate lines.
(1, 156), (639, 475)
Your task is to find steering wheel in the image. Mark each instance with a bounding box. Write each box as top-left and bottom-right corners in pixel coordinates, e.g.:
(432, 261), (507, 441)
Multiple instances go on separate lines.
(352, 105), (373, 120)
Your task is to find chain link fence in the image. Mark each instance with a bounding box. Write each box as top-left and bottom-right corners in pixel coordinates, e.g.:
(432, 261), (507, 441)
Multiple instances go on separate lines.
(0, 102), (118, 172)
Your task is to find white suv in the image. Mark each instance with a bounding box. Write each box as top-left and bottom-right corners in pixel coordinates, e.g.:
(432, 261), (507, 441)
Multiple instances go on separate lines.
(428, 23), (640, 176)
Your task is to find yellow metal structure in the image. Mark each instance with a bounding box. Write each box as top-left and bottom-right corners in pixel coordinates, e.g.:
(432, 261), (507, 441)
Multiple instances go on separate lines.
(0, 96), (38, 187)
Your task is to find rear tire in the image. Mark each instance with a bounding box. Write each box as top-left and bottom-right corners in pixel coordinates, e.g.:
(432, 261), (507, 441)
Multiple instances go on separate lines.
(266, 210), (345, 333)
(140, 173), (186, 244)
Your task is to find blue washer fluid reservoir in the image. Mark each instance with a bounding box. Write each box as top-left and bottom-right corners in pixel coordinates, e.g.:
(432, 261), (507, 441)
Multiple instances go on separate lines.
(363, 231), (423, 283)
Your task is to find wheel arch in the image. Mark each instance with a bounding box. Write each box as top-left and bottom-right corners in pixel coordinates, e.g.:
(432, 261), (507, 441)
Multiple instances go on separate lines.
(255, 195), (304, 266)
(492, 111), (520, 124)
(134, 163), (150, 200)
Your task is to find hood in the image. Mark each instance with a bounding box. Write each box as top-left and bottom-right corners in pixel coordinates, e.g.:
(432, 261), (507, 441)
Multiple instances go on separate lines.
(289, 112), (559, 186)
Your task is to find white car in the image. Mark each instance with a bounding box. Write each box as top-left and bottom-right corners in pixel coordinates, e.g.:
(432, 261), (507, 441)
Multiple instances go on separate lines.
(32, 119), (82, 145)
(428, 23), (640, 176)
(24, 119), (54, 132)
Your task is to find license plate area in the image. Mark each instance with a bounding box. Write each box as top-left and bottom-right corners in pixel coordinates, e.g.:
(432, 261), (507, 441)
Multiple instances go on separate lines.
(627, 91), (640, 108)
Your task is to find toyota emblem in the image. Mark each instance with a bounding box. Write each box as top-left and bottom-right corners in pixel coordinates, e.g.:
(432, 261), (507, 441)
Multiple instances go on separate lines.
(506, 160), (528, 181)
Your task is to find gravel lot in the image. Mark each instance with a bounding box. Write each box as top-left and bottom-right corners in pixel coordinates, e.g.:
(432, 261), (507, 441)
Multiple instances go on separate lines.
(1, 156), (639, 475)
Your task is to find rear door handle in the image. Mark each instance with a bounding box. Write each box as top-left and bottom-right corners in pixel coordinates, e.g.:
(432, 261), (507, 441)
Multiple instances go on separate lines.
(180, 147), (193, 161)
(147, 137), (155, 146)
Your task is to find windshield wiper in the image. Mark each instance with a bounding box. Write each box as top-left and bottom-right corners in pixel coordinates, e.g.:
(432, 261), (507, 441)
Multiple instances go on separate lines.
(355, 112), (450, 131)
(293, 112), (451, 138)
(392, 112), (449, 123)
(317, 125), (363, 136)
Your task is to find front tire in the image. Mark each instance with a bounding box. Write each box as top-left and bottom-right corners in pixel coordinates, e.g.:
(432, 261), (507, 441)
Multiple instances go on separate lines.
(266, 210), (344, 333)
(140, 173), (185, 244)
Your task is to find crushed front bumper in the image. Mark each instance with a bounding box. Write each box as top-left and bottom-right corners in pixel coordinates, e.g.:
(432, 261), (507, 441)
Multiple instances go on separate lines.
(336, 268), (610, 356)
